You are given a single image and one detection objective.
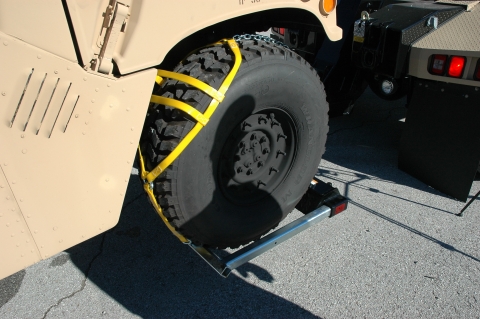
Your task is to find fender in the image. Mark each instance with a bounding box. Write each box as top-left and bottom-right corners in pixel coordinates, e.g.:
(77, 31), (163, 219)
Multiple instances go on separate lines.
(67, 0), (342, 74)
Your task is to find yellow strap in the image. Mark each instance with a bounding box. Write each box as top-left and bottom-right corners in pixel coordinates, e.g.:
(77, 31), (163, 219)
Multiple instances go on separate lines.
(138, 146), (189, 243)
(150, 95), (209, 126)
(157, 70), (225, 102)
(138, 39), (242, 242)
(146, 39), (242, 182)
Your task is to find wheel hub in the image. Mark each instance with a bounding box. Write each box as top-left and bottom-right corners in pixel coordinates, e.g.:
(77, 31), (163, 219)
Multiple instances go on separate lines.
(218, 111), (295, 204)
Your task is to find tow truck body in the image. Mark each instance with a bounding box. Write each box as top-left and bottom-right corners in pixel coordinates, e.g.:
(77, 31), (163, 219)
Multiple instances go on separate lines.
(274, 0), (480, 201)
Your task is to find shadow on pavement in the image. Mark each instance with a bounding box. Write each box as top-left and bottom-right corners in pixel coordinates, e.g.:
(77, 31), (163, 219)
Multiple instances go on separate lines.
(66, 159), (321, 319)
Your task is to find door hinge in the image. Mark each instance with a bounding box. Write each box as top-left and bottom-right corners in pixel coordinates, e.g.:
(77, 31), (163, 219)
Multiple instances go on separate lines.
(93, 0), (130, 74)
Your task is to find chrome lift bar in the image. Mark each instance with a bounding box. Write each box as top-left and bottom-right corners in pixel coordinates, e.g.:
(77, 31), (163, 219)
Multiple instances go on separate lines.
(188, 178), (348, 277)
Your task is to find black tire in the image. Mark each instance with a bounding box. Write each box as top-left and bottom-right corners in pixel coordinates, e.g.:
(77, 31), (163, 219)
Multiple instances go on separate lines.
(141, 38), (329, 248)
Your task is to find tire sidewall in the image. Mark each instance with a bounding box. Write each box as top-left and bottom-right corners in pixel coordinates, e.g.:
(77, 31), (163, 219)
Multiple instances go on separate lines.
(176, 56), (328, 246)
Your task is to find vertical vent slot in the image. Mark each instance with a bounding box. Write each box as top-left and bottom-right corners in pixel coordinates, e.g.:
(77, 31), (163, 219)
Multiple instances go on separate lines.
(64, 95), (80, 133)
(49, 83), (72, 138)
(24, 73), (47, 131)
(10, 68), (34, 127)
(36, 78), (60, 135)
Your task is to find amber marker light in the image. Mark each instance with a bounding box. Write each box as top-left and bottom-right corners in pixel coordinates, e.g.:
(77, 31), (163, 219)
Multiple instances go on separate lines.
(321, 0), (336, 14)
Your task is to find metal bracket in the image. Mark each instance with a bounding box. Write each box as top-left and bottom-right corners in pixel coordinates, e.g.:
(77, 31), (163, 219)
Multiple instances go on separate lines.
(97, 1), (130, 74)
(188, 205), (332, 277)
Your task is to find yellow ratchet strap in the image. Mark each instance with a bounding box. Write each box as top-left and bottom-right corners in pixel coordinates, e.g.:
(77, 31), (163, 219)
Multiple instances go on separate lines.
(138, 39), (242, 243)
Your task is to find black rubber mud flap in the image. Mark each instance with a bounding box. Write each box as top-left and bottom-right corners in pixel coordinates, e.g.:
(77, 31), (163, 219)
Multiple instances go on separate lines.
(398, 78), (480, 201)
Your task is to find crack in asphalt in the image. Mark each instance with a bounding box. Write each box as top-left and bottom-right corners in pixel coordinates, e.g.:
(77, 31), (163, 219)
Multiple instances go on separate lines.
(40, 190), (144, 318)
(40, 232), (108, 319)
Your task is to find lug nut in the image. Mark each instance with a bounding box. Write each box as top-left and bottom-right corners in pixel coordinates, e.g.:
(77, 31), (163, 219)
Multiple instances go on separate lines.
(263, 148), (270, 154)
(244, 161), (252, 168)
(258, 161), (264, 167)
(239, 141), (245, 148)
(270, 167), (279, 174)
(237, 167), (243, 173)
(277, 134), (287, 141)
(247, 169), (253, 175)
(260, 136), (267, 143)
(252, 141), (259, 147)
(255, 155), (262, 161)
(277, 150), (286, 157)
(251, 133), (257, 140)
(242, 121), (252, 130)
(258, 116), (267, 124)
(257, 180), (267, 187)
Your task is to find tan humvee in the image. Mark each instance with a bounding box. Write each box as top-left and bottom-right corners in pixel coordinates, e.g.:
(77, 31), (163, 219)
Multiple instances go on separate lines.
(0, 0), (341, 280)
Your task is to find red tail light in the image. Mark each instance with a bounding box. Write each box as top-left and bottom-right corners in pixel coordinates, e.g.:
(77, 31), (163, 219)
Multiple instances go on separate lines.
(279, 28), (285, 36)
(332, 202), (347, 215)
(430, 54), (447, 75)
(447, 56), (466, 78)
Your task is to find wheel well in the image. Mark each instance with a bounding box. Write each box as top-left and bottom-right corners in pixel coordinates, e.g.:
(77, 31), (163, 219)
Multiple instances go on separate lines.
(158, 8), (326, 70)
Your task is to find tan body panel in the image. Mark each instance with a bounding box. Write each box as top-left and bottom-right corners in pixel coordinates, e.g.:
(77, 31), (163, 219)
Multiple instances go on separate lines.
(67, 0), (342, 74)
(0, 0), (77, 62)
(409, 2), (480, 87)
(0, 31), (156, 279)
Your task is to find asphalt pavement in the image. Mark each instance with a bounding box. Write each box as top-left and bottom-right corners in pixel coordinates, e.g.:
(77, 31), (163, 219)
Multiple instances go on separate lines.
(1, 88), (479, 318)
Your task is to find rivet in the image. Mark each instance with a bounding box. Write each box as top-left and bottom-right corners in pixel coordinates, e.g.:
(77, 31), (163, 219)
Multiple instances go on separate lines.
(26, 240), (29, 243)
(35, 230), (38, 234)
(12, 181), (15, 184)
(53, 227), (57, 231)
(107, 83), (111, 87)
(31, 250), (34, 253)
(27, 215), (31, 218)
(82, 132), (86, 135)
(67, 66), (71, 70)
(75, 114), (79, 118)
(54, 70), (58, 74)
(131, 127), (134, 131)
(120, 193), (124, 196)
(122, 88), (126, 92)
(1, 92), (5, 96)
(37, 54), (42, 59)
(125, 179), (128, 182)
(11, 234), (14, 237)
(45, 254), (48, 258)
(6, 196), (10, 200)
(465, 95), (469, 98)
(21, 254), (24, 257)
(21, 134), (25, 138)
(0, 185), (3, 188)
(419, 83), (422, 86)
(91, 99), (95, 103)
(83, 77), (87, 81)
(3, 41), (8, 46)
(20, 199), (23, 202)
(425, 84), (428, 88)
(21, 230), (24, 233)
(4, 163), (7, 166)
(441, 89), (444, 92)
(85, 121), (89, 125)
(99, 227), (102, 231)
(130, 141), (133, 144)
(475, 87), (479, 91)
(59, 240), (63, 243)
(126, 107), (130, 112)
(109, 104), (114, 108)
(6, 223), (9, 227)
(16, 244), (19, 247)
(95, 88), (99, 92)
(106, 178), (109, 182)
(22, 149), (27, 154)
(12, 208), (16, 212)
(0, 213), (2, 217)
